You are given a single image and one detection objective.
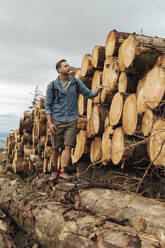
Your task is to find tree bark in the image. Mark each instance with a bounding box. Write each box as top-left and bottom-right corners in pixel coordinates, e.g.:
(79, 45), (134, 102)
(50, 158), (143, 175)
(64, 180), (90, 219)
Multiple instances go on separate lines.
(0, 176), (164, 247)
(0, 177), (148, 248)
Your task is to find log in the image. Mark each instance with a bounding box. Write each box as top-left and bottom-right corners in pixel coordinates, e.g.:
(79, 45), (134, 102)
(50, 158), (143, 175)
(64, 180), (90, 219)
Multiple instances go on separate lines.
(148, 119), (165, 166)
(0, 176), (165, 247)
(13, 161), (29, 173)
(86, 117), (95, 139)
(72, 130), (89, 164)
(79, 187), (165, 245)
(0, 177), (147, 248)
(102, 56), (119, 91)
(101, 56), (117, 103)
(109, 92), (123, 126)
(91, 45), (105, 69)
(91, 70), (102, 103)
(81, 54), (94, 77)
(90, 104), (109, 136)
(111, 127), (124, 165)
(143, 65), (165, 110)
(118, 71), (127, 93)
(101, 126), (113, 165)
(105, 29), (130, 57)
(86, 99), (93, 121)
(137, 87), (146, 115)
(78, 94), (87, 116)
(122, 94), (138, 135)
(90, 136), (102, 163)
(118, 34), (163, 71)
(141, 109), (154, 136)
(77, 117), (87, 130)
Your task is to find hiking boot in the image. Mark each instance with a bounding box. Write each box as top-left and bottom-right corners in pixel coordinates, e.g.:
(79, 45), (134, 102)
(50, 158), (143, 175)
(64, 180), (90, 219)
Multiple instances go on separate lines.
(59, 167), (70, 181)
(49, 167), (59, 181)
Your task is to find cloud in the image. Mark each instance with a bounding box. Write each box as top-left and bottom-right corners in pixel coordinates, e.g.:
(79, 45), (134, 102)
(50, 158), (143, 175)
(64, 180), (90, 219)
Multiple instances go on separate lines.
(0, 0), (165, 133)
(0, 113), (20, 133)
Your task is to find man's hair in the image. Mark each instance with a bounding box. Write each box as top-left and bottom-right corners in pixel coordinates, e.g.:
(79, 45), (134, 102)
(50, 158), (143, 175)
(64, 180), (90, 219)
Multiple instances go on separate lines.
(56, 59), (66, 72)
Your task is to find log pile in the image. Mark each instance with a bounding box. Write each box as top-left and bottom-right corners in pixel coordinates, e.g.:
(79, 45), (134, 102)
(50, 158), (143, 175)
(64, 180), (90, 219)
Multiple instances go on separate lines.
(1, 29), (165, 174)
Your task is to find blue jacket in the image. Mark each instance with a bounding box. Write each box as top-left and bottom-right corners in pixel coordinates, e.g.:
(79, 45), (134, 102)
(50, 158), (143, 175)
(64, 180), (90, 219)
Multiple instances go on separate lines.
(45, 75), (96, 122)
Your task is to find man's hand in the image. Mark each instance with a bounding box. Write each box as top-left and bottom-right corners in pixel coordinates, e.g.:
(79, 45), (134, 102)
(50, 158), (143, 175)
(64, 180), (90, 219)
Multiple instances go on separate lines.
(94, 85), (104, 95)
(48, 122), (56, 134)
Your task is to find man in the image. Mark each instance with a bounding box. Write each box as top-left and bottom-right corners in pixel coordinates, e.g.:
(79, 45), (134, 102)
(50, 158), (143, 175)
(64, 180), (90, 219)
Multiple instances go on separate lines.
(45, 59), (103, 181)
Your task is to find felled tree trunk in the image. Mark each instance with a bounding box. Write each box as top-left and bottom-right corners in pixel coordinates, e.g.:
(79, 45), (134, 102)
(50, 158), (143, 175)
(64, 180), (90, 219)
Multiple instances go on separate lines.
(122, 94), (138, 135)
(0, 177), (148, 248)
(91, 45), (105, 69)
(81, 54), (94, 77)
(109, 92), (123, 127)
(148, 118), (165, 166)
(105, 29), (130, 57)
(118, 34), (164, 71)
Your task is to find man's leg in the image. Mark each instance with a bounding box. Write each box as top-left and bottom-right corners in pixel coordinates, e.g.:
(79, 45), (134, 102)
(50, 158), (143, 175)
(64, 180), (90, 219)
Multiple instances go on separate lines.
(52, 148), (59, 168)
(50, 148), (59, 180)
(59, 120), (77, 180)
(62, 145), (72, 167)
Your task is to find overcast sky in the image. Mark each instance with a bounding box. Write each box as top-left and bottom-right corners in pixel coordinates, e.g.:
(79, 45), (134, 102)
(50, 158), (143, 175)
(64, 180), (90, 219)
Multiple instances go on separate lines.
(0, 0), (165, 134)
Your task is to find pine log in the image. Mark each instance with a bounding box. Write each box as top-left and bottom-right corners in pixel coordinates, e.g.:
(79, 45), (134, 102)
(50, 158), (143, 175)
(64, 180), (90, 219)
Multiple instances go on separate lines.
(72, 130), (89, 164)
(81, 54), (95, 77)
(101, 126), (113, 165)
(90, 104), (109, 136)
(105, 29), (130, 57)
(90, 137), (102, 163)
(91, 45), (105, 69)
(118, 72), (139, 94)
(156, 54), (165, 68)
(137, 87), (146, 115)
(38, 97), (45, 109)
(148, 119), (165, 166)
(104, 115), (110, 130)
(21, 130), (32, 144)
(86, 117), (95, 139)
(143, 65), (165, 110)
(74, 69), (81, 78)
(109, 92), (123, 126)
(118, 71), (127, 93)
(78, 94), (87, 116)
(79, 187), (165, 246)
(118, 34), (163, 72)
(87, 99), (93, 121)
(80, 76), (92, 89)
(0, 230), (17, 248)
(141, 109), (154, 136)
(0, 177), (148, 248)
(111, 127), (124, 165)
(122, 94), (138, 135)
(77, 117), (87, 130)
(102, 56), (119, 91)
(19, 117), (33, 134)
(91, 70), (102, 103)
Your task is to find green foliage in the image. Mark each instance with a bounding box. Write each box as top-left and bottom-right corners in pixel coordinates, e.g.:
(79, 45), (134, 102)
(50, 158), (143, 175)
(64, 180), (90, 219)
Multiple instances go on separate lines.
(29, 85), (43, 109)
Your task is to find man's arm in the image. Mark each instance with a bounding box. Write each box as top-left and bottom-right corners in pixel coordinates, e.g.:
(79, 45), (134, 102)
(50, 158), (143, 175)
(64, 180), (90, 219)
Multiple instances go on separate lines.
(45, 82), (56, 134)
(76, 78), (103, 98)
(46, 113), (56, 134)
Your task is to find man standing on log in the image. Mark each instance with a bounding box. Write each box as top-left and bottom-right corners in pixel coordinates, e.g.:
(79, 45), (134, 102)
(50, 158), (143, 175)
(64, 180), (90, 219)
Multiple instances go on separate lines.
(45, 59), (103, 181)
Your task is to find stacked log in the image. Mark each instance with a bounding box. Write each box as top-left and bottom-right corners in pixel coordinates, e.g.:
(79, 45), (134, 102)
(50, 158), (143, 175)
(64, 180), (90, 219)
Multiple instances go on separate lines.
(1, 29), (165, 174)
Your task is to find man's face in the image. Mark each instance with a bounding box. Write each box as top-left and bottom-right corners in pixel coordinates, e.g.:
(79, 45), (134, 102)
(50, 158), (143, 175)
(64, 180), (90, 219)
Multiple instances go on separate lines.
(59, 61), (70, 75)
